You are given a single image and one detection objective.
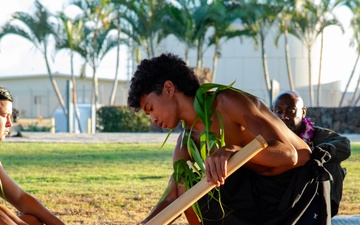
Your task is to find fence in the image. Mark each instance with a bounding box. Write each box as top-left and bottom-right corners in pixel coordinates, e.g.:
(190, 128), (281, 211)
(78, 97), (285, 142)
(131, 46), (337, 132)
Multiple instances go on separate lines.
(15, 117), (55, 133)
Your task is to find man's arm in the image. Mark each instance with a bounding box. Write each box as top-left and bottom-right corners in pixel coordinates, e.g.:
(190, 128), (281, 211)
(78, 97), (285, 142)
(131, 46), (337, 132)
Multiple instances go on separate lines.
(312, 127), (351, 163)
(0, 163), (65, 225)
(139, 133), (200, 225)
(220, 91), (310, 167)
(138, 176), (181, 225)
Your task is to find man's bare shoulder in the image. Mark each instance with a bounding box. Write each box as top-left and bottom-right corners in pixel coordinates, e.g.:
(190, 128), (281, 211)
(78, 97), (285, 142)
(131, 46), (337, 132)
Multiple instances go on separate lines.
(214, 89), (260, 113)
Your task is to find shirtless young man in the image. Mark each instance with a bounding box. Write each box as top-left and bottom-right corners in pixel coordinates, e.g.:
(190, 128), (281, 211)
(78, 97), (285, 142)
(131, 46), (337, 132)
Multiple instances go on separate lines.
(0, 86), (65, 225)
(128, 53), (325, 225)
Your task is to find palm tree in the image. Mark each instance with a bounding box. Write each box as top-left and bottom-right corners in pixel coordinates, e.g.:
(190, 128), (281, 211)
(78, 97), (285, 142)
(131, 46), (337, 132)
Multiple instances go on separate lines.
(71, 0), (120, 133)
(315, 0), (343, 106)
(0, 1), (68, 116)
(159, 0), (197, 64)
(289, 0), (323, 107)
(56, 12), (87, 132)
(121, 0), (167, 59)
(289, 0), (342, 107)
(191, 0), (213, 69)
(339, 0), (360, 107)
(237, 0), (282, 104)
(275, 0), (298, 91)
(206, 0), (253, 82)
(108, 1), (128, 106)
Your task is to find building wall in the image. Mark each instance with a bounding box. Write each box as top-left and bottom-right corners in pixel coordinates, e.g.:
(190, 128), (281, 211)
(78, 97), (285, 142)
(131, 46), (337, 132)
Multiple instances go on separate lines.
(0, 74), (128, 118)
(155, 26), (345, 107)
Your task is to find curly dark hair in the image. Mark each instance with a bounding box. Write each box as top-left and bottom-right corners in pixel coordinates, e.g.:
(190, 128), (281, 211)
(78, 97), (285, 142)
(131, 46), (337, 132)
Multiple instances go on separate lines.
(0, 86), (13, 102)
(127, 53), (200, 112)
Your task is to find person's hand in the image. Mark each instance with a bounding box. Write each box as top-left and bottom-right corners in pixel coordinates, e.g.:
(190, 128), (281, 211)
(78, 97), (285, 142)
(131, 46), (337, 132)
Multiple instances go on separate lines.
(18, 214), (42, 225)
(204, 145), (239, 187)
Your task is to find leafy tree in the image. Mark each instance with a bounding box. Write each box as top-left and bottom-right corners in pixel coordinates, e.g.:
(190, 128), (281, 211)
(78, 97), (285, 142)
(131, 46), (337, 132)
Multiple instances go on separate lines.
(207, 0), (253, 81)
(56, 11), (87, 132)
(290, 0), (322, 107)
(121, 0), (167, 60)
(289, 0), (341, 106)
(159, 0), (197, 64)
(108, 1), (128, 105)
(275, 0), (298, 91)
(191, 0), (213, 69)
(236, 0), (282, 104)
(340, 0), (360, 107)
(71, 0), (120, 132)
(0, 1), (68, 116)
(315, 0), (343, 106)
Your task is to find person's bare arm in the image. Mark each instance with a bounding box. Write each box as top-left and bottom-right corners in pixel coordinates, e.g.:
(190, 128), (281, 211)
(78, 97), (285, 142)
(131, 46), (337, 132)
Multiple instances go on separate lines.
(205, 91), (311, 185)
(0, 163), (65, 225)
(0, 204), (27, 225)
(138, 133), (198, 225)
(138, 176), (182, 225)
(225, 91), (311, 165)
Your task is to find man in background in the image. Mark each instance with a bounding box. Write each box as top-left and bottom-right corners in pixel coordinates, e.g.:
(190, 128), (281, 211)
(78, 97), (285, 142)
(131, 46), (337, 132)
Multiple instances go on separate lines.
(272, 90), (351, 216)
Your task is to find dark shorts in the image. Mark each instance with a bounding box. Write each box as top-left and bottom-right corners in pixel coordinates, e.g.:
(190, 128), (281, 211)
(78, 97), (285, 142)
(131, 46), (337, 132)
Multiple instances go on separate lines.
(197, 154), (331, 225)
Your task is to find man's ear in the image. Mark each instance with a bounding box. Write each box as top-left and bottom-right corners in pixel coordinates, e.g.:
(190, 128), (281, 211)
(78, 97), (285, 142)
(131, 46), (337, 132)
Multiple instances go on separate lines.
(163, 80), (175, 97)
(302, 107), (307, 118)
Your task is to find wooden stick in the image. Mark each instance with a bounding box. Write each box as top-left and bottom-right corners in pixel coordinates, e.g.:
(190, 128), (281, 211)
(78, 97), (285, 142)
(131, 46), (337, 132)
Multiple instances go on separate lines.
(146, 135), (268, 225)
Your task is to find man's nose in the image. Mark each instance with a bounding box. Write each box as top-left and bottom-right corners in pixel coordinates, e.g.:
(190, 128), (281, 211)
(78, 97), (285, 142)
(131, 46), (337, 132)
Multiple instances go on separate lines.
(280, 113), (289, 120)
(6, 117), (13, 128)
(150, 114), (158, 124)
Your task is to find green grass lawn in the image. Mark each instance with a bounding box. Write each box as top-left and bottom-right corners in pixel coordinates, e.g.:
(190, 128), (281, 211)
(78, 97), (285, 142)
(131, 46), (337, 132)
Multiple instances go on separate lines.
(338, 142), (360, 215)
(0, 142), (358, 224)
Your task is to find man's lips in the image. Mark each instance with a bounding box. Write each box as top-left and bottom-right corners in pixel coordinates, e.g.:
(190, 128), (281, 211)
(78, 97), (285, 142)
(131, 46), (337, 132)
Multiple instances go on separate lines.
(157, 121), (165, 128)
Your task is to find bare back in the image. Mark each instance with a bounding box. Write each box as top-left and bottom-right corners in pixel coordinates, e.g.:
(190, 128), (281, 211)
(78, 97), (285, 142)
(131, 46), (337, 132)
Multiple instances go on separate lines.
(192, 89), (311, 175)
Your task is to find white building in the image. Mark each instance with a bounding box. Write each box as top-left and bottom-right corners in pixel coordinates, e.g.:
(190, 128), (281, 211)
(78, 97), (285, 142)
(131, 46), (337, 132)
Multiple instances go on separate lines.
(155, 27), (347, 108)
(0, 74), (128, 130)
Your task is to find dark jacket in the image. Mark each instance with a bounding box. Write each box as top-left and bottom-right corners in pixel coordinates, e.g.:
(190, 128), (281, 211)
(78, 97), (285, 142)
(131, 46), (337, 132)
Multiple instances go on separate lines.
(309, 126), (351, 216)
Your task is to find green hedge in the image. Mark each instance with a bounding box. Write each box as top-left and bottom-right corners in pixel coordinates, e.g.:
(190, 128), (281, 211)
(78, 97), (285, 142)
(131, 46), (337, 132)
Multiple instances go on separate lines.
(96, 106), (150, 132)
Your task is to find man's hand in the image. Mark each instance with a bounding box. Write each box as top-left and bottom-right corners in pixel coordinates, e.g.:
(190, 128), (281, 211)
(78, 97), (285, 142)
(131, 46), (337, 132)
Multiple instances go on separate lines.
(204, 145), (239, 187)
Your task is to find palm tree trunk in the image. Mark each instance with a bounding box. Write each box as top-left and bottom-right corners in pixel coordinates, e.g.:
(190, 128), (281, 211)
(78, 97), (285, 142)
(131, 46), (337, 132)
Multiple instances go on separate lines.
(308, 46), (314, 107)
(91, 64), (99, 134)
(147, 34), (155, 58)
(185, 46), (189, 65)
(350, 73), (360, 106)
(43, 44), (67, 117)
(339, 53), (360, 107)
(211, 37), (219, 83)
(284, 29), (294, 91)
(196, 42), (202, 68)
(109, 24), (121, 106)
(146, 45), (152, 59)
(317, 33), (324, 107)
(92, 66), (99, 111)
(260, 35), (271, 103)
(149, 37), (155, 58)
(70, 51), (82, 133)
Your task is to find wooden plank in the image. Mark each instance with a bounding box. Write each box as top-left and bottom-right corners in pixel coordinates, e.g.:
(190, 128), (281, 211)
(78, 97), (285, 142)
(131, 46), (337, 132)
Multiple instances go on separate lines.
(146, 135), (268, 225)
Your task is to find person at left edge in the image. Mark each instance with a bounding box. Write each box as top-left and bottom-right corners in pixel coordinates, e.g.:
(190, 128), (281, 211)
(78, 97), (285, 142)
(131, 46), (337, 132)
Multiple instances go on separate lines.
(0, 86), (66, 225)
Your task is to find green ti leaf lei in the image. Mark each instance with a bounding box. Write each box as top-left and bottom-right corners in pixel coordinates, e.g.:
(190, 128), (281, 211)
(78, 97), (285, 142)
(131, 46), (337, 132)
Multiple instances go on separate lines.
(171, 81), (255, 223)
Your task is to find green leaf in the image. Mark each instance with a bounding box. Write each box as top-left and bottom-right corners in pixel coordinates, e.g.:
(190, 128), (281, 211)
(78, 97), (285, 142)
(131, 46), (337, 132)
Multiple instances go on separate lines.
(173, 81), (261, 224)
(216, 110), (225, 147)
(160, 128), (173, 148)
